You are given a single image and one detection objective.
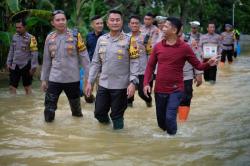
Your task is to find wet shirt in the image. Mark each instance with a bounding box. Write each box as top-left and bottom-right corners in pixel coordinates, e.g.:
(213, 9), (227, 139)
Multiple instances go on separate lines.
(41, 29), (90, 83)
(6, 32), (38, 70)
(86, 31), (104, 61)
(199, 33), (222, 58)
(88, 32), (139, 89)
(127, 32), (148, 75)
(221, 31), (234, 50)
(144, 39), (210, 94)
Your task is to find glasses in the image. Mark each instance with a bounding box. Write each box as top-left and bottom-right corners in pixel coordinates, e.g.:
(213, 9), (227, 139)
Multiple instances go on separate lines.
(52, 10), (65, 16)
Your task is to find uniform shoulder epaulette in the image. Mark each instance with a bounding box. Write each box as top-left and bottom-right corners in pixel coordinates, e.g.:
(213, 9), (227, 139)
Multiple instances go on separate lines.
(99, 34), (109, 41)
(103, 33), (109, 36)
(46, 31), (56, 41)
(47, 31), (56, 37)
(126, 33), (132, 38)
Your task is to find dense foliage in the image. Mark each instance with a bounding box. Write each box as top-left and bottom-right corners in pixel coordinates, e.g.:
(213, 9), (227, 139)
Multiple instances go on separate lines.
(0, 0), (249, 68)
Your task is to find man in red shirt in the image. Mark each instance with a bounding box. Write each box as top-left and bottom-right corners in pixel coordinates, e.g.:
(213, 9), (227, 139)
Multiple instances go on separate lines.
(143, 17), (218, 135)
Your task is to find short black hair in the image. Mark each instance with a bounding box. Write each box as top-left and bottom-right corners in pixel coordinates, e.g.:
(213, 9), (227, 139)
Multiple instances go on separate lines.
(166, 17), (183, 34)
(145, 12), (155, 18)
(51, 10), (66, 20)
(91, 15), (102, 22)
(129, 15), (140, 22)
(108, 10), (123, 18)
(16, 19), (26, 26)
(207, 21), (216, 27)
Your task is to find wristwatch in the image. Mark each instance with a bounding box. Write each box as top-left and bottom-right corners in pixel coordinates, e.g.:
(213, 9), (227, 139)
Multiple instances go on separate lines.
(130, 79), (138, 86)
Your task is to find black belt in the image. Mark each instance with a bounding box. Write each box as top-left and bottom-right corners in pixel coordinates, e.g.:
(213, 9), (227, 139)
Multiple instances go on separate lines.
(223, 44), (233, 46)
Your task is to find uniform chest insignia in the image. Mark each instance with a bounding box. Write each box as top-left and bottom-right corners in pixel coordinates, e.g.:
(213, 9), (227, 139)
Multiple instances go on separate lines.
(117, 49), (123, 54)
(67, 37), (74, 42)
(100, 41), (108, 45)
(117, 55), (123, 60)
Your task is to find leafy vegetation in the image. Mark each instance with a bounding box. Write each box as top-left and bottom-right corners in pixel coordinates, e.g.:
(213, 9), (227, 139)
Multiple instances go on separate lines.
(0, 0), (250, 69)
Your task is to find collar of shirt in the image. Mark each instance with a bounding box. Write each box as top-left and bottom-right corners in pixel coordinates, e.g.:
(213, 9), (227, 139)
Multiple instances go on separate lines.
(107, 32), (126, 42)
(90, 31), (104, 37)
(17, 32), (29, 38)
(162, 38), (181, 47)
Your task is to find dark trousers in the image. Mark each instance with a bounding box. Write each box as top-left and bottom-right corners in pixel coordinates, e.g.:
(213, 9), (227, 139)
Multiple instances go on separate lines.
(204, 66), (217, 82)
(95, 86), (127, 121)
(180, 79), (193, 107)
(45, 81), (81, 112)
(128, 75), (153, 104)
(9, 62), (32, 88)
(155, 91), (183, 135)
(221, 50), (233, 63)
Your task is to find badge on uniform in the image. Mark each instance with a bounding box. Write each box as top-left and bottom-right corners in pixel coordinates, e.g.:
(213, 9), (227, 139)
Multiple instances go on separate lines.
(67, 45), (74, 55)
(129, 36), (139, 59)
(77, 33), (86, 52)
(22, 46), (27, 51)
(49, 45), (56, 58)
(67, 37), (74, 42)
(30, 36), (38, 51)
(117, 49), (123, 60)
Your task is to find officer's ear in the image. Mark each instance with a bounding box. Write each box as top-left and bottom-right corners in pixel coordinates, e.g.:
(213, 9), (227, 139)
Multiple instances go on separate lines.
(90, 21), (94, 29)
(51, 19), (55, 27)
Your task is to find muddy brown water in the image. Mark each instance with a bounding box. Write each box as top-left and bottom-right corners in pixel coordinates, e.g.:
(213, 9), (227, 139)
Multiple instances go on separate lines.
(0, 53), (250, 166)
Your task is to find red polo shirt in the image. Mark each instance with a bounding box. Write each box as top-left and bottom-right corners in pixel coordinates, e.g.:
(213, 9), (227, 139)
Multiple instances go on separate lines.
(144, 39), (210, 94)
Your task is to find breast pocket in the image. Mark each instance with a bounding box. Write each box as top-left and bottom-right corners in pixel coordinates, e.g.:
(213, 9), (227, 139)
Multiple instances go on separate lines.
(48, 43), (57, 58)
(116, 44), (128, 61)
(21, 42), (29, 52)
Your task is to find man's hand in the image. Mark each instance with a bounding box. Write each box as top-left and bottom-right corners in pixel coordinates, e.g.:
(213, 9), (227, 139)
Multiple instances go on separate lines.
(194, 74), (203, 87)
(41, 81), (48, 92)
(85, 82), (92, 97)
(143, 85), (151, 98)
(29, 68), (36, 76)
(127, 83), (136, 98)
(6, 64), (10, 72)
(208, 56), (219, 66)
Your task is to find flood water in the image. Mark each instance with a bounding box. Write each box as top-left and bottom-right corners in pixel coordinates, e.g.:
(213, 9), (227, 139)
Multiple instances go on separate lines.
(0, 53), (250, 166)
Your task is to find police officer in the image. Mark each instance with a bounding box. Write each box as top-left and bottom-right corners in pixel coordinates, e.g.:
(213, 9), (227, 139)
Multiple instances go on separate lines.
(220, 24), (234, 66)
(127, 15), (152, 107)
(155, 16), (167, 41)
(199, 21), (222, 84)
(140, 12), (160, 55)
(85, 15), (105, 103)
(6, 19), (38, 95)
(41, 10), (90, 122)
(85, 10), (139, 130)
(178, 21), (203, 122)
